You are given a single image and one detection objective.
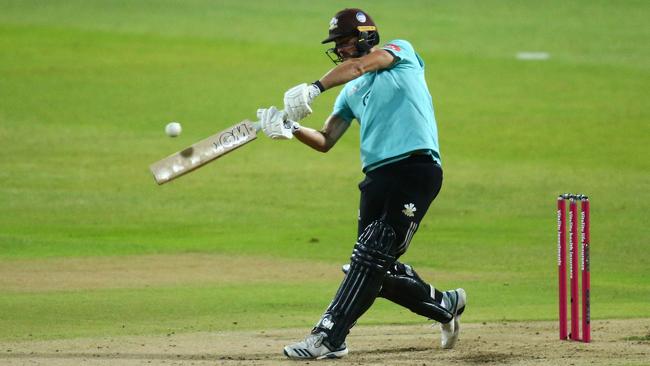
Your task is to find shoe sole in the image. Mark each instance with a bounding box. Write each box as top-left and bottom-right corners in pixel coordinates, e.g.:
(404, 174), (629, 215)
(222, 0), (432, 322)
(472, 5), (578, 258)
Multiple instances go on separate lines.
(283, 347), (348, 360)
(316, 348), (348, 360)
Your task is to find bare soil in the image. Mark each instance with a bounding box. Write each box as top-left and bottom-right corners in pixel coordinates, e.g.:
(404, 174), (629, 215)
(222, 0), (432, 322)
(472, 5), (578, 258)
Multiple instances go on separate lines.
(0, 319), (648, 365)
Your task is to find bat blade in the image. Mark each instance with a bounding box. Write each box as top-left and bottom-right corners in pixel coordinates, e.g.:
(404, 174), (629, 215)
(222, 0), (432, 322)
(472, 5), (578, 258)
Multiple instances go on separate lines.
(150, 120), (259, 185)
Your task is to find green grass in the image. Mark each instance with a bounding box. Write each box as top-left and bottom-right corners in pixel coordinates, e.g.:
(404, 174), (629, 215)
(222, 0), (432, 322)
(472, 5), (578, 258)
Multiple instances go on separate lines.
(624, 333), (650, 342)
(1, 0), (649, 340)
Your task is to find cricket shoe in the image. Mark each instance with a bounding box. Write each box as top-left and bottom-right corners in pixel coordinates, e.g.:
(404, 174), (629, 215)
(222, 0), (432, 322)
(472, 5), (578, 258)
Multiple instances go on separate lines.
(439, 288), (466, 349)
(283, 332), (348, 360)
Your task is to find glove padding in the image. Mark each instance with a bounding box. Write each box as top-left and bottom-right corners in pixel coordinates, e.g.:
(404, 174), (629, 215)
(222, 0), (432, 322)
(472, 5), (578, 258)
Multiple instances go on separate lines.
(283, 83), (321, 121)
(257, 106), (294, 140)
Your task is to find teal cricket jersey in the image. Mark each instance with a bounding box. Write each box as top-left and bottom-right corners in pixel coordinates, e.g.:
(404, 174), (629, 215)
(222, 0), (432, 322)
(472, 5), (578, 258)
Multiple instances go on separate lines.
(332, 39), (441, 172)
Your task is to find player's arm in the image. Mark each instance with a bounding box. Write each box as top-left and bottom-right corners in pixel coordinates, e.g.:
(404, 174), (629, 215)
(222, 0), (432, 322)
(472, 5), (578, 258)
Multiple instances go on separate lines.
(319, 49), (395, 90)
(284, 49), (395, 122)
(293, 114), (350, 153)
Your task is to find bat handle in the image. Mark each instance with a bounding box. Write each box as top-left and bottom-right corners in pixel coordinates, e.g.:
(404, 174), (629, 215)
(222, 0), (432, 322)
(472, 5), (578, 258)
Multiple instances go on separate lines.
(251, 121), (261, 132)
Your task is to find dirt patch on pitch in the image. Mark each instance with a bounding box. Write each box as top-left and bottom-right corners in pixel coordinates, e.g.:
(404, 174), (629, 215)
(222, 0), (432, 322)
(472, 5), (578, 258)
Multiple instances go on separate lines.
(0, 319), (648, 365)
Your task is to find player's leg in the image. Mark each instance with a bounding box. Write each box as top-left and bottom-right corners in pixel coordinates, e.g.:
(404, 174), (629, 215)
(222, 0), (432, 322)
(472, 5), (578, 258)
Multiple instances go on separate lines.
(342, 261), (466, 348)
(360, 155), (467, 348)
(378, 157), (452, 319)
(283, 220), (397, 360)
(357, 155), (441, 256)
(284, 166), (398, 360)
(355, 155), (453, 320)
(342, 261), (455, 322)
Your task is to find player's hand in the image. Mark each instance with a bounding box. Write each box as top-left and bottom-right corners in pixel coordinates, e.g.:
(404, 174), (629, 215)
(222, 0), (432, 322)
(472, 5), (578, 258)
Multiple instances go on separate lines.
(257, 106), (294, 140)
(283, 83), (321, 121)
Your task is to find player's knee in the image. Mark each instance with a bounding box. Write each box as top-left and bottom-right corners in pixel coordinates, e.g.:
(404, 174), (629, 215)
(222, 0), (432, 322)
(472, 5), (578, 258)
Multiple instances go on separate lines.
(351, 220), (396, 271)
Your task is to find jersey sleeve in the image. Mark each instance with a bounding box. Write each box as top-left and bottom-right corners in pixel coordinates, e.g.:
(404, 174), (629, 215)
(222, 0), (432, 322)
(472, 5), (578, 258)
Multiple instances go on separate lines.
(332, 87), (355, 123)
(381, 39), (421, 69)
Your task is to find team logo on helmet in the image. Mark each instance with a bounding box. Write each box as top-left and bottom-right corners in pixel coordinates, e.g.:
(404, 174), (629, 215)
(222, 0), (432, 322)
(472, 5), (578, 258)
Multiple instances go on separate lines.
(356, 11), (367, 23)
(329, 17), (338, 30)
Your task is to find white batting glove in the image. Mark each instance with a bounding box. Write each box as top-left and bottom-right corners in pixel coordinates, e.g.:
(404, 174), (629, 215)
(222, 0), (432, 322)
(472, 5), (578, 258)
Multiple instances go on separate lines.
(283, 83), (321, 121)
(257, 106), (295, 140)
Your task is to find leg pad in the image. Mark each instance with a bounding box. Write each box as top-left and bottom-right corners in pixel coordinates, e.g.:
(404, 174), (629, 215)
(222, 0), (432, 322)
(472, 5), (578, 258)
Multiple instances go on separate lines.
(315, 220), (396, 348)
(381, 262), (453, 323)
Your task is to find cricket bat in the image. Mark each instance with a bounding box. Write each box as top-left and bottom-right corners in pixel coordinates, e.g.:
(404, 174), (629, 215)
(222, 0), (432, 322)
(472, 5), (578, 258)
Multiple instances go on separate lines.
(149, 120), (260, 185)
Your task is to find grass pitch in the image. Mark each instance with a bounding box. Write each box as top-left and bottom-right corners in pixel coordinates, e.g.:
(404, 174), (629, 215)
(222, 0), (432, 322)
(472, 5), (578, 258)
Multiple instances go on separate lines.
(0, 0), (648, 341)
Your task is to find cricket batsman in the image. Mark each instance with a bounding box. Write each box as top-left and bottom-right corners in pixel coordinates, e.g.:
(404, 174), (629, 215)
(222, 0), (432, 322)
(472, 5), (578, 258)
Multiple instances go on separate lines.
(257, 8), (466, 360)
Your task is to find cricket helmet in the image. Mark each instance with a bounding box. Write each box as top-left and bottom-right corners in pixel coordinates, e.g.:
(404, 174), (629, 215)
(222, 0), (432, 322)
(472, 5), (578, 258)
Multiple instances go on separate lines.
(322, 8), (380, 63)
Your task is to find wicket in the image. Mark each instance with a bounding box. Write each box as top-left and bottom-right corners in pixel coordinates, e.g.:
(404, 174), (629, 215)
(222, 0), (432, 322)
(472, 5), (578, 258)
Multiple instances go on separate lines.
(557, 194), (590, 342)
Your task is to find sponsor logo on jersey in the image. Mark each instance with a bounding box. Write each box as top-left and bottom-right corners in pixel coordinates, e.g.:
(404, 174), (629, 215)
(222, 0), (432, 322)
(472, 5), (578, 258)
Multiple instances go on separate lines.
(384, 43), (401, 52)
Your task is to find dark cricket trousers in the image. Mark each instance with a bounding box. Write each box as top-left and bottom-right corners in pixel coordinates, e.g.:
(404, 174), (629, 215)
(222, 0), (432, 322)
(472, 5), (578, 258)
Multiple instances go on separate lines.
(357, 154), (443, 258)
(315, 154), (444, 348)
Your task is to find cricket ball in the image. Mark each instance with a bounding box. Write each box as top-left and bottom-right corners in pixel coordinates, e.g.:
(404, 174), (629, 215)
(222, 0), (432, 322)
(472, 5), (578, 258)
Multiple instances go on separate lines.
(165, 122), (182, 137)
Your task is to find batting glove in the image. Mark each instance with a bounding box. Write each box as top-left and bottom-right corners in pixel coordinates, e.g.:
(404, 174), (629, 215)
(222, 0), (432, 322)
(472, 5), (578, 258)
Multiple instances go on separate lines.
(257, 106), (294, 140)
(283, 83), (321, 122)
